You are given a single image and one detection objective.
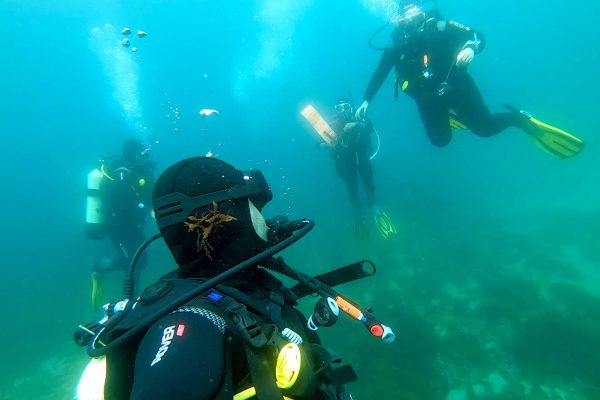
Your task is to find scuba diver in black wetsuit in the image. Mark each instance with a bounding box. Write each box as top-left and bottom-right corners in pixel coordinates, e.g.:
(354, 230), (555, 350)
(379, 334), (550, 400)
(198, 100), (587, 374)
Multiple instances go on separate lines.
(85, 139), (155, 309)
(355, 1), (584, 158)
(74, 157), (397, 399)
(331, 98), (375, 240)
(330, 98), (396, 240)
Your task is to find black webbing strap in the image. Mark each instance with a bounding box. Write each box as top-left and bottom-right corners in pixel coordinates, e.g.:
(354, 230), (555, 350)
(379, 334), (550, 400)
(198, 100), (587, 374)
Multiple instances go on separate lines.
(216, 284), (284, 327)
(245, 346), (284, 400)
(202, 290), (283, 399)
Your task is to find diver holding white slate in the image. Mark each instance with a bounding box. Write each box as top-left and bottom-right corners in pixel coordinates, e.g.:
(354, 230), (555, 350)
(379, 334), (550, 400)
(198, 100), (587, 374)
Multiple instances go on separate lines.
(302, 99), (396, 240)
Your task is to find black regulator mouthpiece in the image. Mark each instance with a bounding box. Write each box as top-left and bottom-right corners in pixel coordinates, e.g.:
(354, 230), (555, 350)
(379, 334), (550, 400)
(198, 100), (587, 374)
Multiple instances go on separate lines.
(267, 216), (309, 245)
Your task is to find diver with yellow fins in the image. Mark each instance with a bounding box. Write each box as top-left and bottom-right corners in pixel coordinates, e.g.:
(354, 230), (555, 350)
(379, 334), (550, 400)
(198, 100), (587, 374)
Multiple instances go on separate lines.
(356, 1), (584, 158)
(74, 157), (395, 400)
(85, 139), (155, 309)
(302, 98), (397, 240)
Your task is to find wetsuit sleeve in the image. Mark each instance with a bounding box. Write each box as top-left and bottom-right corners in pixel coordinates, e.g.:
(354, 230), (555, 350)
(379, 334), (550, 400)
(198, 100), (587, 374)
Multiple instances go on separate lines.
(331, 118), (345, 136)
(363, 48), (396, 103)
(130, 309), (227, 400)
(442, 20), (486, 54)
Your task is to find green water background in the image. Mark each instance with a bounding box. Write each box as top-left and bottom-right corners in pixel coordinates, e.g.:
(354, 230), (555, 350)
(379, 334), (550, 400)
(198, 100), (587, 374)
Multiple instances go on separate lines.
(0, 0), (599, 398)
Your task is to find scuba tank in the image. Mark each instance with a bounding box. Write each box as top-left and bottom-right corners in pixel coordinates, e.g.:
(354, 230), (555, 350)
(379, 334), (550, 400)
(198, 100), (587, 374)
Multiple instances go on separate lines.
(85, 168), (106, 239)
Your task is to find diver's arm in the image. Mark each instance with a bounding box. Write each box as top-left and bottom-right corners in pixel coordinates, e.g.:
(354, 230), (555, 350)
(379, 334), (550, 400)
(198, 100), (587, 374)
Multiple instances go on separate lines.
(357, 49), (395, 119)
(438, 20), (485, 67)
(439, 20), (486, 54)
(363, 48), (396, 104)
(331, 119), (345, 137)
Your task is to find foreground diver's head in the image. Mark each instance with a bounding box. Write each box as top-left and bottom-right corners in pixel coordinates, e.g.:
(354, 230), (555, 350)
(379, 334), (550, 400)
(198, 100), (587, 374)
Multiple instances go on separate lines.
(122, 139), (151, 162)
(152, 157), (273, 277)
(335, 97), (354, 121)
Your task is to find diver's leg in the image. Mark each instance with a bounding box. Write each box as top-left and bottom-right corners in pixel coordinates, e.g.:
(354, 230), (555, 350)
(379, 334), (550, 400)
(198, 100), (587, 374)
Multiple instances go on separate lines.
(336, 154), (361, 216)
(358, 152), (375, 209)
(416, 99), (453, 147)
(106, 226), (146, 272)
(348, 154), (369, 240)
(337, 154), (366, 238)
(334, 155), (344, 179)
(452, 74), (518, 137)
(347, 157), (362, 218)
(106, 229), (132, 271)
(123, 226), (147, 283)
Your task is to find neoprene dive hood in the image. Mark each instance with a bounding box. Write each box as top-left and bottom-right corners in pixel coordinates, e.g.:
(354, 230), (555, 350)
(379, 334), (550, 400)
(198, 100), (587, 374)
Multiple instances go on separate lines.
(152, 157), (273, 276)
(122, 138), (150, 161)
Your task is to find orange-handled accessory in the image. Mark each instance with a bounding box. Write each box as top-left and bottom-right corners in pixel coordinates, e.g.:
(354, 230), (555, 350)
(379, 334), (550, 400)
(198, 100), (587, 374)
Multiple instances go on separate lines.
(336, 296), (365, 321)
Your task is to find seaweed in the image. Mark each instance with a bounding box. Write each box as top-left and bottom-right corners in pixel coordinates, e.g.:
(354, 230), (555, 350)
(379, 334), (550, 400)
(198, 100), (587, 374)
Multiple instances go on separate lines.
(183, 201), (237, 260)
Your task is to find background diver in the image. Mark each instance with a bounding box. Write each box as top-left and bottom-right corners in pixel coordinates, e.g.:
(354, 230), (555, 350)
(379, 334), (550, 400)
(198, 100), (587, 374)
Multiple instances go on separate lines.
(355, 0), (584, 159)
(85, 138), (155, 309)
(78, 157), (367, 400)
(330, 97), (396, 240)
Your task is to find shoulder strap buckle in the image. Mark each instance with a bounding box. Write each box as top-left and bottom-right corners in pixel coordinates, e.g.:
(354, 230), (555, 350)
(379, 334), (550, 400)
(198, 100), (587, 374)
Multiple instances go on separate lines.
(228, 303), (269, 349)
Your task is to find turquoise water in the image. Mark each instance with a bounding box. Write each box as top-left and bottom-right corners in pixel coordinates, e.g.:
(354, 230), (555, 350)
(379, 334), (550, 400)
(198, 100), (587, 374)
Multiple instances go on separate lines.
(0, 0), (599, 399)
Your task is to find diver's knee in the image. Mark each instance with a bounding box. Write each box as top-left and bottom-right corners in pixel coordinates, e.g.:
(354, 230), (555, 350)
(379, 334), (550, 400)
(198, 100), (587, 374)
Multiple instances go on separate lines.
(468, 116), (499, 137)
(471, 126), (496, 138)
(428, 134), (451, 147)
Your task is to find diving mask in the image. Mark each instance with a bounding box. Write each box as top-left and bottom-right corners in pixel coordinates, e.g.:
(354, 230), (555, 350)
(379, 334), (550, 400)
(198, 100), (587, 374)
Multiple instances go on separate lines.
(335, 102), (354, 120)
(393, 4), (427, 29)
(153, 169), (272, 230)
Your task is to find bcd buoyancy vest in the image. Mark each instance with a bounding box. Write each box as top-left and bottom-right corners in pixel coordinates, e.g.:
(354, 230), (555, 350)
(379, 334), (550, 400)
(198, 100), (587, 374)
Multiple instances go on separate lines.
(104, 270), (357, 400)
